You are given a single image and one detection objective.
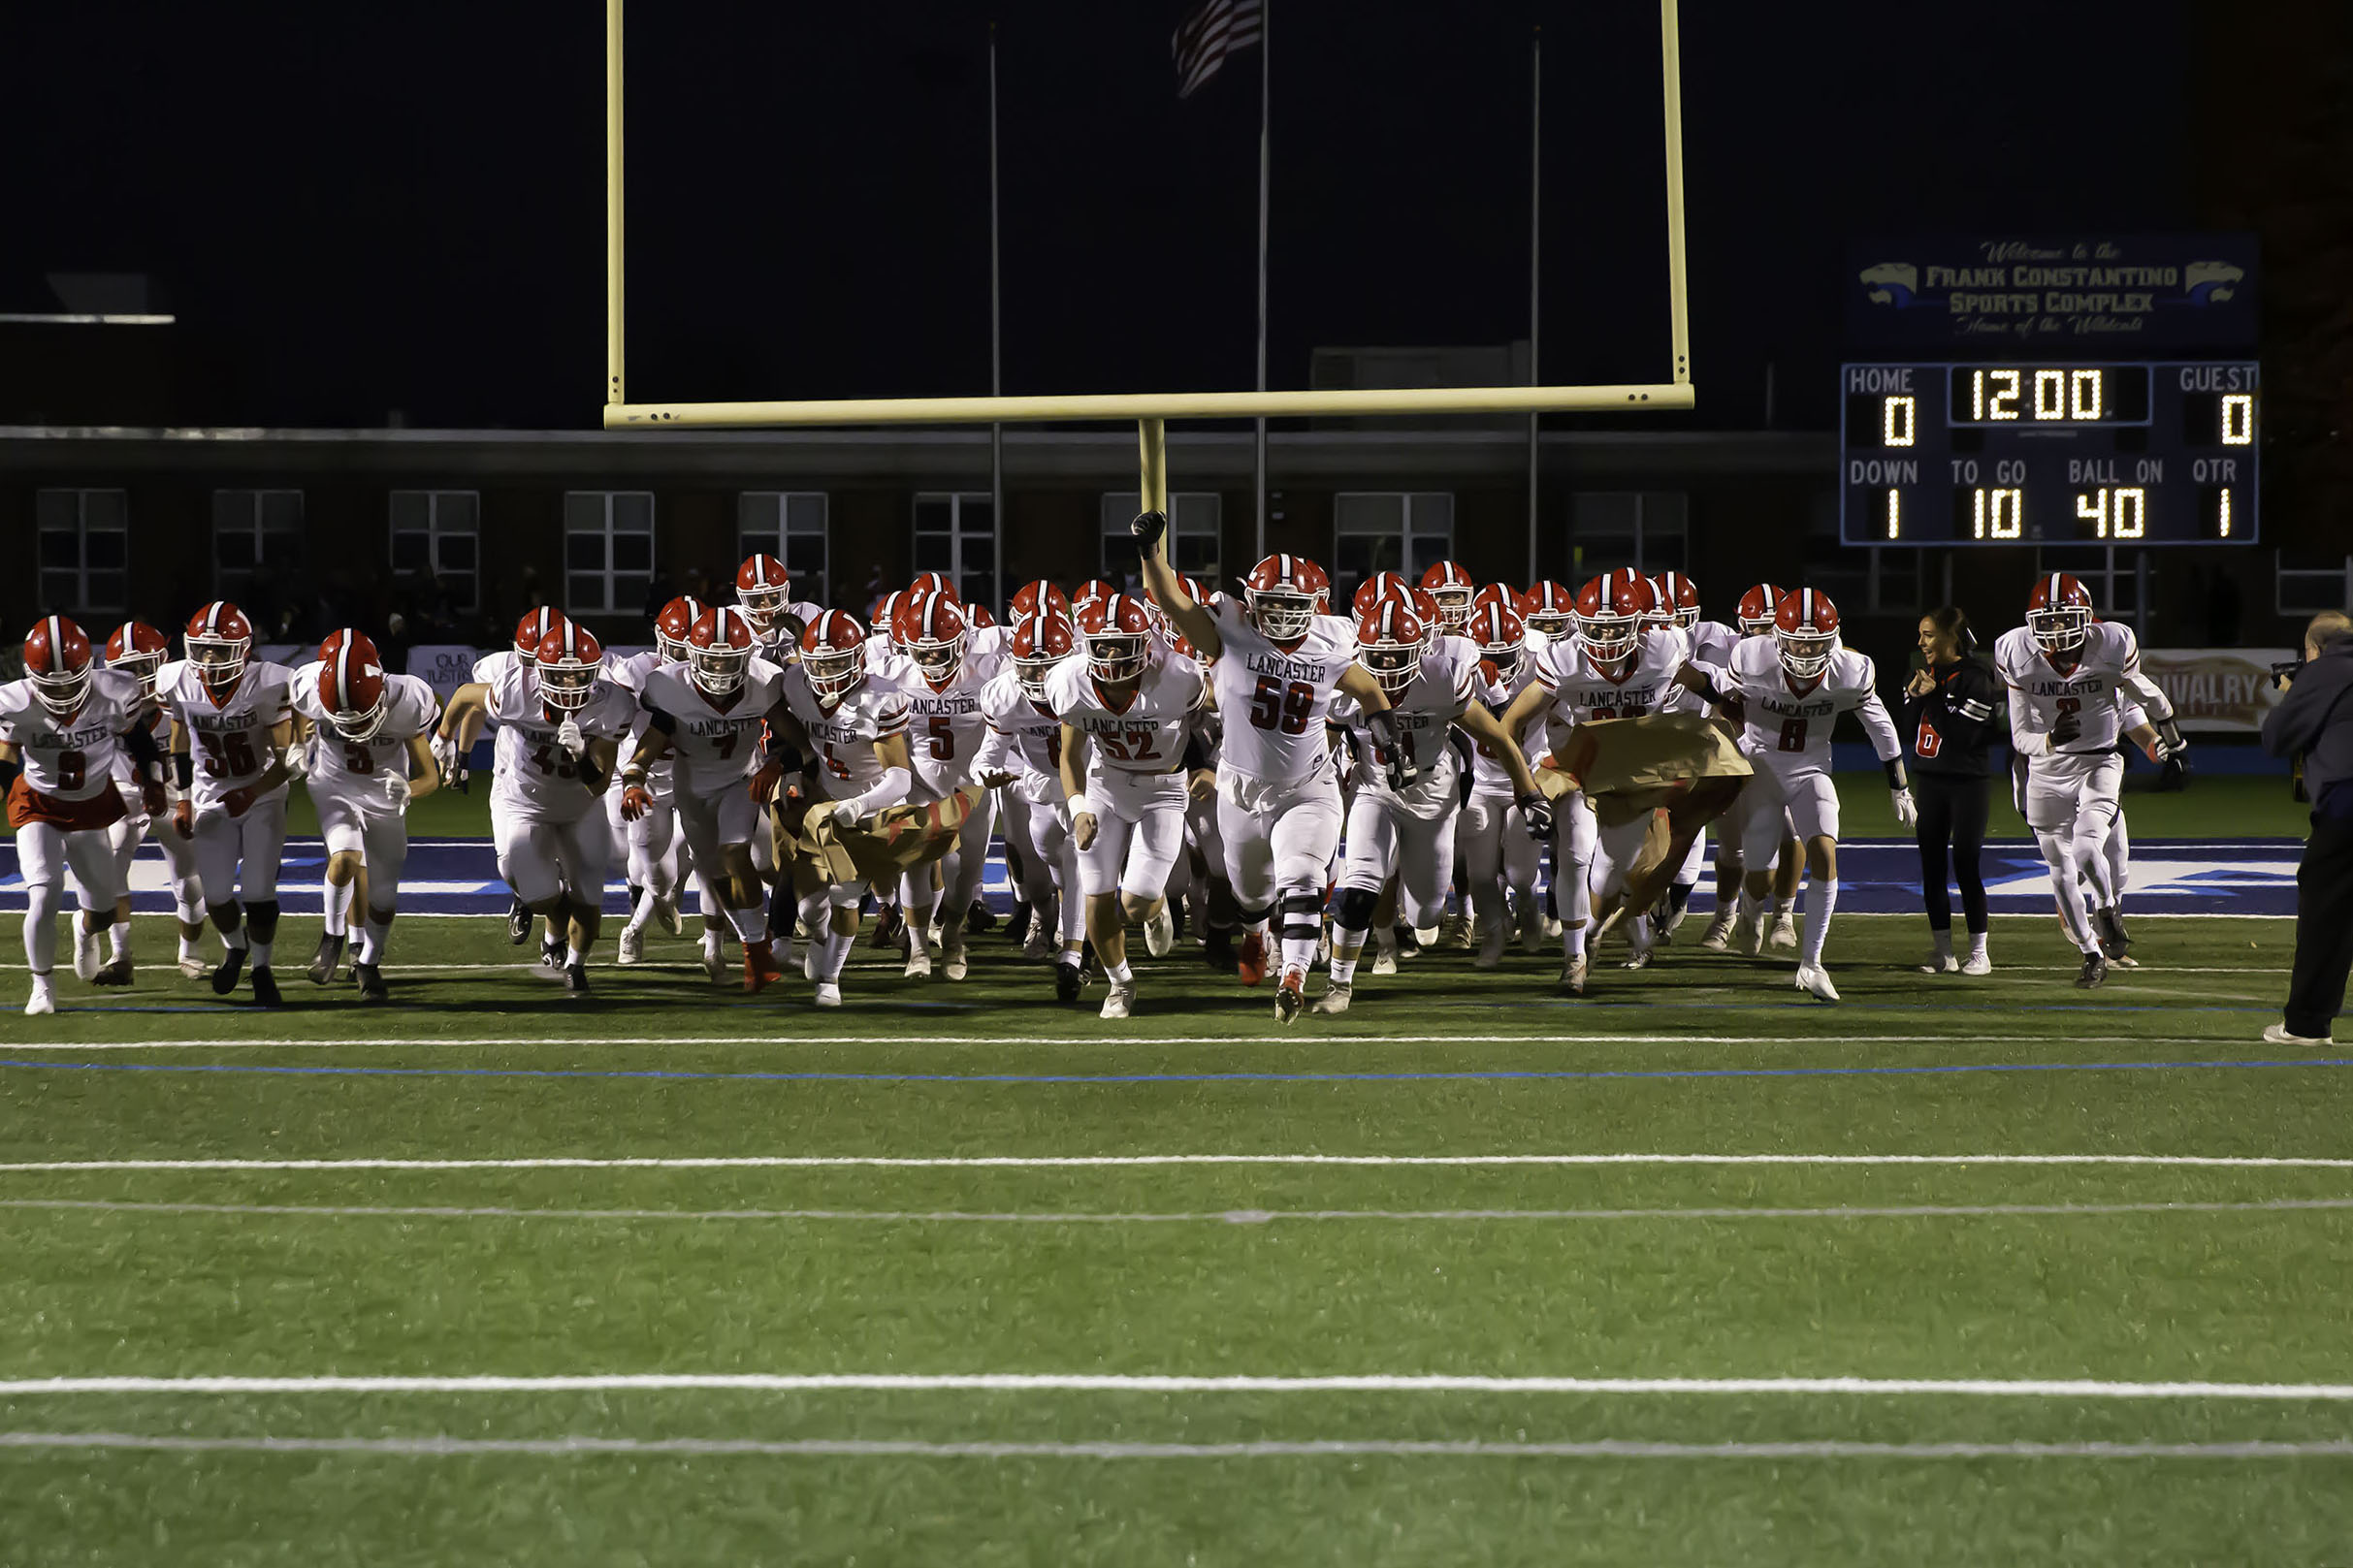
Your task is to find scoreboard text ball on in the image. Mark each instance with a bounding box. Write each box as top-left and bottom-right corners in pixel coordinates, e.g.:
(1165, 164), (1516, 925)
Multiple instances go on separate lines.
(1839, 362), (2259, 547)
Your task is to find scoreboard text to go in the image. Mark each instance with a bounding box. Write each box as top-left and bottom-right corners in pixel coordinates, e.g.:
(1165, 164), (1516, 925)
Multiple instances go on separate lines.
(1838, 362), (2258, 546)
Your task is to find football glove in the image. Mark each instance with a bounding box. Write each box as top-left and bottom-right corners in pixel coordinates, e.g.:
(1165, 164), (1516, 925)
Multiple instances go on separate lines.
(430, 732), (458, 778)
(382, 772), (412, 811)
(555, 717), (587, 760)
(1129, 509), (1170, 556)
(621, 783), (654, 821)
(1890, 786), (1918, 829)
(1517, 791), (1554, 840)
(1364, 710), (1419, 792)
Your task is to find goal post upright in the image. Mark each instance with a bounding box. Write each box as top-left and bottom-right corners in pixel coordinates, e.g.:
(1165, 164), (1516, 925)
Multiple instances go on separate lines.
(598, 0), (1698, 527)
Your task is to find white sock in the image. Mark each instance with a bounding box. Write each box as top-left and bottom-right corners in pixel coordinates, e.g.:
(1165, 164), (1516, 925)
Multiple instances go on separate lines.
(249, 939), (273, 969)
(622, 889), (656, 938)
(109, 922), (130, 961)
(1931, 928), (1953, 960)
(222, 921), (249, 952)
(1800, 878), (1838, 967)
(178, 929), (204, 961)
(1329, 940), (1362, 986)
(702, 928), (724, 955)
(322, 880), (353, 938)
(360, 919), (391, 967)
(1106, 958), (1132, 983)
(1969, 930), (1988, 960)
(822, 930), (853, 982)
(565, 944), (588, 968)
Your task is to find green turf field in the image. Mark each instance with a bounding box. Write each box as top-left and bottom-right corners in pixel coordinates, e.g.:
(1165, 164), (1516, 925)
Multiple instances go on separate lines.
(2, 903), (2346, 1563)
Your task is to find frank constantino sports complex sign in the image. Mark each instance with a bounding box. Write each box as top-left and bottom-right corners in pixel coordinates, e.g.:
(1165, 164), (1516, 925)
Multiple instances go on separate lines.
(1846, 235), (2258, 350)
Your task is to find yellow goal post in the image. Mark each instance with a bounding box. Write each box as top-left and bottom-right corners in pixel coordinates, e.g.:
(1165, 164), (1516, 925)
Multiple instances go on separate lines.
(601, 0), (1694, 515)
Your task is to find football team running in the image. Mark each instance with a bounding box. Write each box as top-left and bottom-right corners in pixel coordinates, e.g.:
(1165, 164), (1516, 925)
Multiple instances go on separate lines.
(2, 513), (2185, 1019)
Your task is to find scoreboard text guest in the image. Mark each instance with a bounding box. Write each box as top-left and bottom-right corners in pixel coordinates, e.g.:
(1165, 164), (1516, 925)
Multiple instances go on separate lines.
(1839, 362), (2260, 546)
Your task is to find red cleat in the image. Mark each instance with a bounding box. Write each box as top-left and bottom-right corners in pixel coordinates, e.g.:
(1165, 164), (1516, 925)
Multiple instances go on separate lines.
(1235, 929), (1270, 987)
(743, 939), (786, 995)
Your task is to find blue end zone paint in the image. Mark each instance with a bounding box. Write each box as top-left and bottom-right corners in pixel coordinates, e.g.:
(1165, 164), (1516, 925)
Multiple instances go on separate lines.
(0, 837), (2305, 918)
(1, 1057), (2346, 1088)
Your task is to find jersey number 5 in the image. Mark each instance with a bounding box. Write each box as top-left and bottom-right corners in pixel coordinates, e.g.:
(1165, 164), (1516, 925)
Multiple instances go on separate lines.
(1248, 677), (1315, 736)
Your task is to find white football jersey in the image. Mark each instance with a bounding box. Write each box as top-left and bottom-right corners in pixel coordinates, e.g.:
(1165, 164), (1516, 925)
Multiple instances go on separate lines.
(1468, 659), (1548, 797)
(1331, 636), (1479, 819)
(1205, 601), (1356, 784)
(885, 654), (1000, 799)
(156, 657), (296, 811)
(779, 664), (912, 802)
(1994, 622), (2152, 755)
(975, 667), (1066, 785)
(290, 665), (438, 810)
(638, 659), (790, 797)
(1686, 619), (1740, 668)
(107, 704), (172, 796)
(484, 659), (638, 821)
(1534, 626), (1690, 726)
(470, 649), (521, 687)
(1047, 654), (1205, 780)
(0, 670), (143, 801)
(1709, 638), (1900, 774)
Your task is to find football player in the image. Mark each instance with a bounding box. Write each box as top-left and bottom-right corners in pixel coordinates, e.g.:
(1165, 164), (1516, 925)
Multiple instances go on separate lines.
(4, 617), (167, 1013)
(95, 622), (209, 979)
(1682, 589), (1914, 1002)
(1319, 598), (1549, 1015)
(1419, 560), (1478, 636)
(886, 591), (995, 980)
(991, 580), (1075, 953)
(1457, 598), (1550, 966)
(975, 611), (1088, 993)
(765, 609), (915, 1008)
(1048, 592), (1207, 1019)
(157, 602), (301, 1006)
(444, 607), (569, 947)
(735, 554), (822, 663)
(619, 606), (794, 993)
(438, 623), (636, 995)
(1502, 570), (1689, 994)
(1134, 513), (1408, 1023)
(1993, 573), (2183, 987)
(288, 629), (441, 1001)
(1645, 571), (1738, 942)
(606, 595), (699, 968)
(1694, 583), (1805, 953)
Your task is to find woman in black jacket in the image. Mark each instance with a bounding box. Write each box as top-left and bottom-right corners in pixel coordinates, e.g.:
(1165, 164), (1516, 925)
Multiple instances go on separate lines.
(1902, 606), (2001, 975)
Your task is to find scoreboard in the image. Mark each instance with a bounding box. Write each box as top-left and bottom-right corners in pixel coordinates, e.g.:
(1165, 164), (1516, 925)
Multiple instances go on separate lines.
(1839, 362), (2259, 546)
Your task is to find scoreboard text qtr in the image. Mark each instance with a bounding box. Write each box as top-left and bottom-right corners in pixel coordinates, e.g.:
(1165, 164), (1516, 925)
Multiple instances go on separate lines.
(1839, 362), (2259, 546)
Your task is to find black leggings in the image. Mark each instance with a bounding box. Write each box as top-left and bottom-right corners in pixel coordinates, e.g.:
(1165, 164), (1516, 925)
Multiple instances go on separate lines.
(1915, 772), (1990, 934)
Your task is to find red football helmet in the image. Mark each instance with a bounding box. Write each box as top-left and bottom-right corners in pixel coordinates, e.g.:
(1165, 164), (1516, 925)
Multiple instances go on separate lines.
(184, 601), (255, 692)
(512, 607), (566, 670)
(1575, 570), (1655, 671)
(688, 606), (756, 697)
(800, 610), (868, 702)
(1473, 582), (1518, 615)
(534, 622), (604, 712)
(1009, 579), (1069, 624)
(1078, 592), (1154, 683)
(1518, 581), (1576, 638)
(735, 554), (792, 632)
(104, 621), (170, 701)
(965, 601), (996, 630)
(1243, 554), (1330, 642)
(1420, 560), (1476, 632)
(1649, 571), (1702, 632)
(1735, 583), (1787, 640)
(1351, 571), (1414, 621)
(1355, 599), (1425, 696)
(1073, 578), (1118, 613)
(1467, 599), (1527, 688)
(2026, 571), (2096, 654)
(654, 595), (706, 664)
(870, 591), (906, 645)
(893, 592), (969, 688)
(24, 615), (95, 717)
(1775, 588), (1842, 681)
(1010, 611), (1076, 701)
(907, 571), (959, 603)
(316, 628), (390, 741)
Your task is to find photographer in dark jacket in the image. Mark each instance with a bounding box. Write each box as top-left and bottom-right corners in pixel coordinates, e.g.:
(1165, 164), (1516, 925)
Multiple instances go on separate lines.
(1903, 607), (2001, 975)
(2262, 611), (2353, 1045)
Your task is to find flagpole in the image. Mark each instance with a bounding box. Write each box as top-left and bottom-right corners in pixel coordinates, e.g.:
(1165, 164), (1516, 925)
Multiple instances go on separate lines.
(988, 20), (1004, 602)
(1526, 23), (1541, 584)
(1253, 0), (1271, 564)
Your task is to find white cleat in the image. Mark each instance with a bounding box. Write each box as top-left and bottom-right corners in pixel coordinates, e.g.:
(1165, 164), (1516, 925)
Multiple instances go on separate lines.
(1918, 951), (1958, 975)
(73, 926), (105, 982)
(616, 925), (645, 966)
(702, 941), (727, 984)
(2263, 1021), (2335, 1046)
(653, 894), (683, 937)
(1542, 915), (1563, 941)
(1309, 979), (1353, 1015)
(1440, 912), (1474, 950)
(813, 981), (843, 1008)
(1960, 951), (1993, 976)
(943, 941), (969, 982)
(1099, 981), (1137, 1020)
(24, 978), (56, 1016)
(1021, 912), (1055, 963)
(1768, 913), (1797, 950)
(1370, 948), (1399, 976)
(1794, 964), (1841, 1003)
(1144, 902), (1175, 958)
(904, 947), (933, 980)
(1735, 914), (1765, 956)
(177, 952), (209, 979)
(1558, 954), (1589, 996)
(1697, 910), (1736, 952)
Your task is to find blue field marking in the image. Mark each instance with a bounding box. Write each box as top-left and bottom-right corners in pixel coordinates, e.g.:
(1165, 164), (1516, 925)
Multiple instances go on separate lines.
(1, 1057), (2345, 1089)
(0, 837), (2306, 918)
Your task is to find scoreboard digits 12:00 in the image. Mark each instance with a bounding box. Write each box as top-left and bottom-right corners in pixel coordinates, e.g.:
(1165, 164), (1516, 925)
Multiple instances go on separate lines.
(1839, 361), (2259, 546)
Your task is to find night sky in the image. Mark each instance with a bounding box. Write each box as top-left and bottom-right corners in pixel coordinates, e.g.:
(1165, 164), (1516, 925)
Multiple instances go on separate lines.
(7, 0), (2193, 432)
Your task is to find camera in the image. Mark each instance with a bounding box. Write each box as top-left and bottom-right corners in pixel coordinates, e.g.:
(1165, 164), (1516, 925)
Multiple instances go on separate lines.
(2273, 657), (2305, 691)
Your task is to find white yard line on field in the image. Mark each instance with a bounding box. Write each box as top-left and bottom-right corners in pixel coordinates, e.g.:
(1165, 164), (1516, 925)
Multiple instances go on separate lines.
(0, 1033), (2260, 1052)
(3, 1153), (2347, 1174)
(2, 1373), (2350, 1399)
(0, 1431), (2345, 1460)
(5, 1197), (2348, 1225)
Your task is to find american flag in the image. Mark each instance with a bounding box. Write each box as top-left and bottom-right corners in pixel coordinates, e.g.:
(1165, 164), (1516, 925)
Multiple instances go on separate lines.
(1173, 0), (1263, 99)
